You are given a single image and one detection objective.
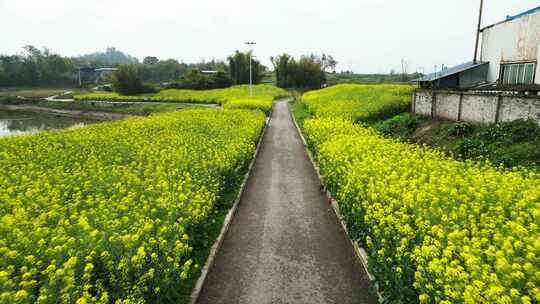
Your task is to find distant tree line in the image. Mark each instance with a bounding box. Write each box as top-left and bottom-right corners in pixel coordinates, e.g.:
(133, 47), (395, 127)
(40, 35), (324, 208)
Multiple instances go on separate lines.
(109, 50), (268, 94)
(0, 46), (252, 89)
(2, 46), (421, 91)
(166, 70), (232, 90)
(326, 71), (423, 85)
(0, 46), (77, 87)
(165, 50), (265, 90)
(271, 54), (335, 89)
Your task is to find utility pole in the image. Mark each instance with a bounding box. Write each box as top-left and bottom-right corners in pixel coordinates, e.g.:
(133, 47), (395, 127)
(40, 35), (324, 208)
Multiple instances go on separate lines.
(473, 0), (484, 63)
(244, 42), (256, 97)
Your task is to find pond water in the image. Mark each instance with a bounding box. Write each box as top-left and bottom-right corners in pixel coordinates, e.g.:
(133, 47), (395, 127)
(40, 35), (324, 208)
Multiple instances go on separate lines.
(0, 110), (95, 137)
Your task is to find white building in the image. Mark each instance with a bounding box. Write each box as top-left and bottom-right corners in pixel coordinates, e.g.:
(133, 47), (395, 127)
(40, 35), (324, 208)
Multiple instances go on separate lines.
(480, 5), (540, 85)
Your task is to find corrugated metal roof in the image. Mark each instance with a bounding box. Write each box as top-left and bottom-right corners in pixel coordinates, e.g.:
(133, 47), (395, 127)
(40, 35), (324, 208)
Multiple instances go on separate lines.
(481, 5), (540, 32)
(413, 61), (488, 82)
(95, 68), (118, 72)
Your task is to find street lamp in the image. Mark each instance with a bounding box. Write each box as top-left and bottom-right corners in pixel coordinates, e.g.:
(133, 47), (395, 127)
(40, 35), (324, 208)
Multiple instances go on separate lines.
(244, 41), (256, 97)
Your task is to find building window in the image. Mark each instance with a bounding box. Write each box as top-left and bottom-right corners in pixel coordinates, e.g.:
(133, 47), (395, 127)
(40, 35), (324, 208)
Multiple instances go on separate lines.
(501, 62), (536, 85)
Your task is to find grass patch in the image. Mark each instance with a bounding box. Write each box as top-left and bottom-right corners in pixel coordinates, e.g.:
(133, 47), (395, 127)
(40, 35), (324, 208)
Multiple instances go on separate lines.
(0, 88), (80, 99)
(375, 114), (540, 170)
(289, 100), (313, 129)
(372, 113), (426, 140)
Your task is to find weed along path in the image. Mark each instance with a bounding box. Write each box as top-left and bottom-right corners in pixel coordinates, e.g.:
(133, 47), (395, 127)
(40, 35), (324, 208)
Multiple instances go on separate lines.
(197, 101), (376, 304)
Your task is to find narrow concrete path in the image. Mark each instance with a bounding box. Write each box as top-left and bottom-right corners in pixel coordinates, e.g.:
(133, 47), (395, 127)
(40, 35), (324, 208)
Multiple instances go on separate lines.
(197, 101), (376, 304)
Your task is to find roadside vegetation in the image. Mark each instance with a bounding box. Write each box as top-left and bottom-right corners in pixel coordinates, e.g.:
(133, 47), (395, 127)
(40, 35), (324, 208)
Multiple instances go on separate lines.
(0, 108), (266, 303)
(373, 114), (540, 170)
(291, 84), (540, 303)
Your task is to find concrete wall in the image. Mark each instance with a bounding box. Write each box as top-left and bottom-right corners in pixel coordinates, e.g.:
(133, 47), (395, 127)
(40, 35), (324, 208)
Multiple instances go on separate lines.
(435, 92), (460, 120)
(413, 90), (540, 125)
(480, 9), (540, 83)
(413, 91), (432, 116)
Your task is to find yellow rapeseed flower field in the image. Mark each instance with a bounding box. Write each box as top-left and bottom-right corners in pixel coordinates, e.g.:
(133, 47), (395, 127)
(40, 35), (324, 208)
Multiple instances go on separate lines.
(0, 108), (265, 303)
(223, 97), (273, 115)
(75, 84), (287, 114)
(301, 83), (413, 122)
(303, 117), (540, 303)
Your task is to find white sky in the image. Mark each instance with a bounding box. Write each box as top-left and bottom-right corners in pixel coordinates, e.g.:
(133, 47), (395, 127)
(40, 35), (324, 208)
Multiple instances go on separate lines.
(0, 0), (537, 73)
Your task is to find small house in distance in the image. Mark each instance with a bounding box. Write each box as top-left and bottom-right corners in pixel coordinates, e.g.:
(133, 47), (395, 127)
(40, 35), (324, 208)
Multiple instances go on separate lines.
(78, 67), (118, 86)
(415, 5), (540, 91)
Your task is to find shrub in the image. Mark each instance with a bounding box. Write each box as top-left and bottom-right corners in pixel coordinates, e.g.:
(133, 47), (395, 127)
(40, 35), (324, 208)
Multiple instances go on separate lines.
(111, 65), (155, 95)
(450, 120), (540, 168)
(375, 113), (423, 140)
(447, 122), (475, 137)
(455, 138), (488, 159)
(169, 70), (232, 90)
(479, 119), (539, 143)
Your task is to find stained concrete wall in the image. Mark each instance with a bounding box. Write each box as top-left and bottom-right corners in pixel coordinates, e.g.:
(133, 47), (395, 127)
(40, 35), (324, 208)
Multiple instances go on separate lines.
(413, 91), (432, 116)
(460, 94), (498, 124)
(435, 92), (460, 120)
(413, 90), (540, 125)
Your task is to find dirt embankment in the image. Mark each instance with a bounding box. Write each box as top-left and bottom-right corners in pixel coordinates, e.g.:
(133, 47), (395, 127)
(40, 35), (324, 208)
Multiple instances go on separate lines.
(0, 104), (133, 121)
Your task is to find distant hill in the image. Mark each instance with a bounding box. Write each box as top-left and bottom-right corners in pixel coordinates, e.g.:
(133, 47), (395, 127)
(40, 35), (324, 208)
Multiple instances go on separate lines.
(73, 47), (139, 67)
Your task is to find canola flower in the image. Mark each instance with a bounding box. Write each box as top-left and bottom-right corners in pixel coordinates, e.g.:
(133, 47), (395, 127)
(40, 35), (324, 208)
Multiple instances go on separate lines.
(0, 108), (265, 303)
(302, 117), (540, 303)
(301, 84), (413, 122)
(223, 97), (273, 115)
(75, 84), (287, 110)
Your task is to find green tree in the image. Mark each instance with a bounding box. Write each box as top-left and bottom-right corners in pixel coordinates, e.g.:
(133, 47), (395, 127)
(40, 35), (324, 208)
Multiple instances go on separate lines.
(0, 46), (77, 87)
(271, 53), (325, 89)
(227, 51), (263, 85)
(111, 65), (150, 95)
(143, 56), (159, 65)
(170, 69), (231, 90)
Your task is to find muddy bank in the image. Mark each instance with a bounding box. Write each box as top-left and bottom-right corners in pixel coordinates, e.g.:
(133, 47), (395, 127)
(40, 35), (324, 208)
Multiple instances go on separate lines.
(0, 104), (133, 121)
